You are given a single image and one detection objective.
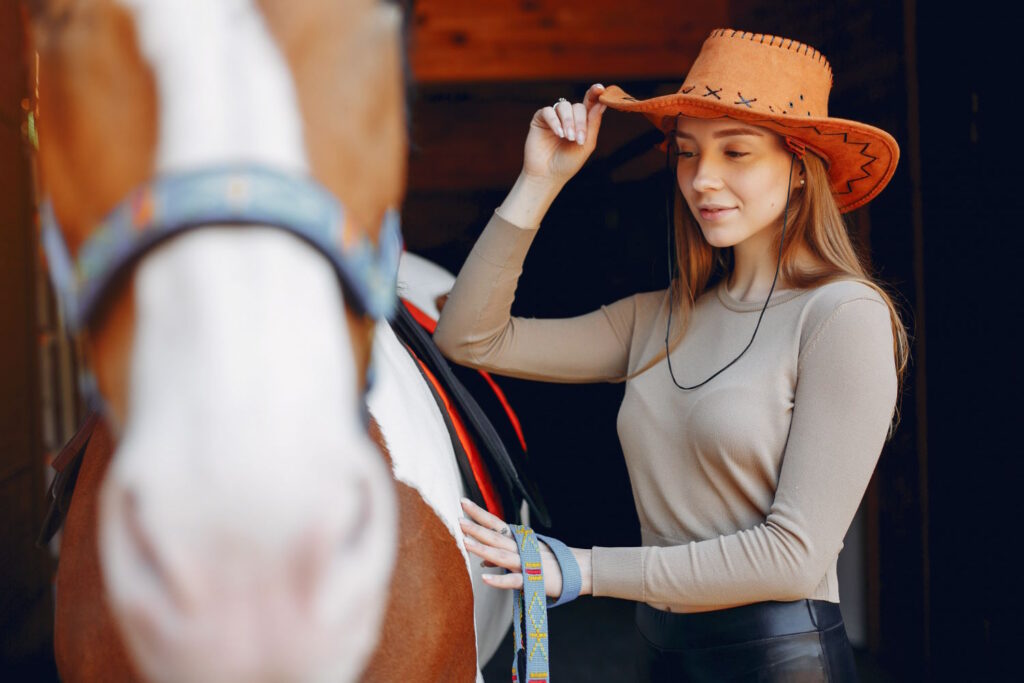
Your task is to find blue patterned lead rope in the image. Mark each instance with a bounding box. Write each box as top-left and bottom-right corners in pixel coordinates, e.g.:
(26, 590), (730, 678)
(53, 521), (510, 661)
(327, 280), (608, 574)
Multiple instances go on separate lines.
(507, 526), (584, 682)
(510, 525), (550, 683)
(40, 165), (403, 331)
(535, 534), (582, 609)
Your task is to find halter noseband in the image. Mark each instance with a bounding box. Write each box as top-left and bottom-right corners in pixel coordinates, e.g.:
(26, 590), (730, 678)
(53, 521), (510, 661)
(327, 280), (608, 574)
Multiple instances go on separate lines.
(41, 165), (402, 331)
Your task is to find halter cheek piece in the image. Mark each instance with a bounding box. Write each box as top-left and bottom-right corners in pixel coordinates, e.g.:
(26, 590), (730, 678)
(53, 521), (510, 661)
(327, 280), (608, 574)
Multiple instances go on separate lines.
(41, 165), (402, 331)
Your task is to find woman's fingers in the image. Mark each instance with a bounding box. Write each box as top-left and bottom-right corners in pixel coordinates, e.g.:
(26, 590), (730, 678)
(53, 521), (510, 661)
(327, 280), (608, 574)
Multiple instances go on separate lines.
(554, 99), (576, 141)
(463, 536), (522, 571)
(459, 517), (517, 552)
(482, 571), (524, 590)
(540, 105), (565, 138)
(583, 83), (605, 108)
(460, 517), (518, 553)
(587, 99), (607, 139)
(459, 499), (519, 553)
(536, 85), (606, 145)
(572, 102), (587, 145)
(460, 498), (507, 530)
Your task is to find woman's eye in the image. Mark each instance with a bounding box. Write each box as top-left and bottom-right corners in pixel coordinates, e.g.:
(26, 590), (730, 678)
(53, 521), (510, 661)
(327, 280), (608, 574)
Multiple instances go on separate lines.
(677, 148), (696, 158)
(725, 150), (749, 158)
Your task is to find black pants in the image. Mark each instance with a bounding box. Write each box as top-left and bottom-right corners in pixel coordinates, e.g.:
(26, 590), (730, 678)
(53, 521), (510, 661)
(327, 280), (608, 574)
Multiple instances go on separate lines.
(634, 600), (859, 682)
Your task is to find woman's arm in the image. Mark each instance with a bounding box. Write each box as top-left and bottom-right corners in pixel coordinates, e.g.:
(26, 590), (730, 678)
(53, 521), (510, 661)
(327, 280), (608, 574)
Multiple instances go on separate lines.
(589, 296), (898, 609)
(433, 209), (645, 383)
(460, 297), (898, 609)
(435, 84), (645, 384)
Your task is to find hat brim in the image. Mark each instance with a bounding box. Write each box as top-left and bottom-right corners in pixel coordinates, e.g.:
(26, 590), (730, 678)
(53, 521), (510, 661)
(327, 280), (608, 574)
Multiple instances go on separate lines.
(599, 86), (899, 213)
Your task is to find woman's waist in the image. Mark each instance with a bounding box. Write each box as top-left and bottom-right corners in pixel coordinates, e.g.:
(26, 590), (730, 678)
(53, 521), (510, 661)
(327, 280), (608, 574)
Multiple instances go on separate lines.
(635, 599), (844, 650)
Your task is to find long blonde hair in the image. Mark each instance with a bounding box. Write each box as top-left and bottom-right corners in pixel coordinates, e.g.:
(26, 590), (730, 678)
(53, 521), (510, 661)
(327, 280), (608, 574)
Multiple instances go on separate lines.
(633, 149), (910, 423)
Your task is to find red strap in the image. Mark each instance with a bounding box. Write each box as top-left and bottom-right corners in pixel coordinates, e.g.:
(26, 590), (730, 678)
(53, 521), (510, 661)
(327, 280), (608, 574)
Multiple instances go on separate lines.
(410, 354), (504, 518)
(403, 298), (438, 333)
(475, 370), (527, 452)
(402, 298), (527, 451)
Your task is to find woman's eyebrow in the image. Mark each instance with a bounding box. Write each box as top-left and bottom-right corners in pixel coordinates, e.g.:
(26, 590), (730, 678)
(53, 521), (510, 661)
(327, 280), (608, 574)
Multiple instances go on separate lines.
(675, 128), (765, 139)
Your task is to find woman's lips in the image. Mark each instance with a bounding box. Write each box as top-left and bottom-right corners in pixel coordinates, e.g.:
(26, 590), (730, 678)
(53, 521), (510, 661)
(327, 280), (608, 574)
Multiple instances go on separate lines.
(699, 206), (737, 221)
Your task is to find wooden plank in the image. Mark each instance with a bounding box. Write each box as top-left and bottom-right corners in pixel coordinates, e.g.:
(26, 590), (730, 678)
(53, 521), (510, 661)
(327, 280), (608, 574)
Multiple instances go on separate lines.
(0, 2), (54, 673)
(410, 0), (728, 82)
(0, 4), (29, 133)
(0, 126), (36, 484)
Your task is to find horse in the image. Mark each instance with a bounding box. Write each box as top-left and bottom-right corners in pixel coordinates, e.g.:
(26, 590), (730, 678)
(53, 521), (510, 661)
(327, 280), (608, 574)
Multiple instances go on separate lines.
(27, 0), (515, 680)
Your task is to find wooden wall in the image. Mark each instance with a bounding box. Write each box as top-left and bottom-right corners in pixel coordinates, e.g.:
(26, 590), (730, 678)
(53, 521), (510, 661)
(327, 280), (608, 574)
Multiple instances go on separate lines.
(0, 4), (55, 678)
(410, 0), (727, 82)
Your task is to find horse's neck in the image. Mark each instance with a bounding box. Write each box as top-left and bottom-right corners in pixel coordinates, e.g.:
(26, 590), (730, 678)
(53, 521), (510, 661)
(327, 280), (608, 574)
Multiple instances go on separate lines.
(367, 321), (510, 676)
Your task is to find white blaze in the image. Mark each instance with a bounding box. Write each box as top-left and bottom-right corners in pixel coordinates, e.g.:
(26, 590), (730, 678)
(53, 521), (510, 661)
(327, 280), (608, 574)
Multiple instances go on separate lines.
(101, 2), (396, 681)
(119, 0), (306, 173)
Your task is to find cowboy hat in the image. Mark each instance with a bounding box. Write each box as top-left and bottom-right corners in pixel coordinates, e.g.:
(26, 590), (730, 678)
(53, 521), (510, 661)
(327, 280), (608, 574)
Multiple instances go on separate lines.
(599, 28), (899, 212)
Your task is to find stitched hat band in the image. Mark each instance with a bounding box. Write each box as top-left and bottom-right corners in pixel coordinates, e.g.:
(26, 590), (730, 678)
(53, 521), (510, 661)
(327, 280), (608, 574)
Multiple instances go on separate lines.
(599, 28), (900, 212)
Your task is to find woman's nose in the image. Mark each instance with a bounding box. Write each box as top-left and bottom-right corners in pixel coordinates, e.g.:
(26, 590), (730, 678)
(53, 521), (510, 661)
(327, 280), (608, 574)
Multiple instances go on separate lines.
(689, 158), (725, 193)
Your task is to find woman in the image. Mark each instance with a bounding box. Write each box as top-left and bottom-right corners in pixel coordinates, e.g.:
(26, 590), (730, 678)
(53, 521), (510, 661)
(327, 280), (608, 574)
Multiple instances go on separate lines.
(436, 28), (907, 681)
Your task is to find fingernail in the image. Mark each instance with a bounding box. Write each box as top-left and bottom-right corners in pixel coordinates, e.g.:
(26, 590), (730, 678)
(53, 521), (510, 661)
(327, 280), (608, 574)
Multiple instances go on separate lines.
(557, 126), (565, 138)
(569, 130), (577, 142)
(596, 83), (605, 89)
(578, 134), (586, 145)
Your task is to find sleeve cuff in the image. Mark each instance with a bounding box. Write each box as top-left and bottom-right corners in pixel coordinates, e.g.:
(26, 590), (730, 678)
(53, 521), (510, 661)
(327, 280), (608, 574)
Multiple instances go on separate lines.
(591, 546), (647, 603)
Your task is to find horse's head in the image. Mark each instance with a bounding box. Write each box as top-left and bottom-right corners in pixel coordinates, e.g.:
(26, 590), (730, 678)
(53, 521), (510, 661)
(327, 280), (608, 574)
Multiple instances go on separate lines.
(28, 0), (406, 679)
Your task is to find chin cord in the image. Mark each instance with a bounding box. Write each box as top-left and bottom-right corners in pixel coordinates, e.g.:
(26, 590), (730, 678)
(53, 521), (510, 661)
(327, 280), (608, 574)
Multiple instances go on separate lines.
(664, 148), (798, 391)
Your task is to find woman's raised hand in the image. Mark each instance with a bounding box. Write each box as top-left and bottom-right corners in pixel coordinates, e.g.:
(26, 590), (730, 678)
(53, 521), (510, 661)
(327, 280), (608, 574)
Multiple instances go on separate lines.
(522, 83), (607, 187)
(495, 84), (607, 228)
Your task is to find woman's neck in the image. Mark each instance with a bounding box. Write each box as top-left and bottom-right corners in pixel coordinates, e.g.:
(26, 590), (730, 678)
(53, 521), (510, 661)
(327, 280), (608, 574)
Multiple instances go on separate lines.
(726, 230), (783, 302)
(726, 236), (817, 303)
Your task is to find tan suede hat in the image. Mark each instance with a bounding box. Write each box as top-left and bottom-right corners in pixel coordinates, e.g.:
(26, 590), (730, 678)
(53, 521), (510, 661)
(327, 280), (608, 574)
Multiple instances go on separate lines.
(599, 28), (899, 213)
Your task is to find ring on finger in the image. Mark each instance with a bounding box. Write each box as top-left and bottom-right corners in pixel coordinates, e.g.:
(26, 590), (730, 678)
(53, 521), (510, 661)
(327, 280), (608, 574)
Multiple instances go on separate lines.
(496, 526), (512, 537)
(553, 97), (569, 109)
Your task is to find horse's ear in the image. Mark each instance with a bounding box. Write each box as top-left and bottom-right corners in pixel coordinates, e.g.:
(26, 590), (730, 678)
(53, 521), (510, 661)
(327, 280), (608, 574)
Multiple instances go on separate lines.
(261, 0), (408, 234)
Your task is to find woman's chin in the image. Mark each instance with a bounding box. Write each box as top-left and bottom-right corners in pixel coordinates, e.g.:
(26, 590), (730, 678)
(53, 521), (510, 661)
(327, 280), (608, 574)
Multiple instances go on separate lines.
(699, 227), (742, 249)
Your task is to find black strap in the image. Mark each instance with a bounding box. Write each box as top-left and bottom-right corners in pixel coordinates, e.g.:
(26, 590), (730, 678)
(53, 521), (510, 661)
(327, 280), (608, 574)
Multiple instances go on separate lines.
(406, 352), (487, 511)
(37, 411), (100, 547)
(390, 303), (550, 527)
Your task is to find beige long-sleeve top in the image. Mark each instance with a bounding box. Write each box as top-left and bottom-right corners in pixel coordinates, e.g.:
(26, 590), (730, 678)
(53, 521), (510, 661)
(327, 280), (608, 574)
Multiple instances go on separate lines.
(434, 212), (897, 613)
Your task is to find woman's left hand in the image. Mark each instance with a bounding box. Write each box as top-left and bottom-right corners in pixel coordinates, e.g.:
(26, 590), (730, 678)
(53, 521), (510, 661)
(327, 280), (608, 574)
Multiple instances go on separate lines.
(459, 498), (592, 599)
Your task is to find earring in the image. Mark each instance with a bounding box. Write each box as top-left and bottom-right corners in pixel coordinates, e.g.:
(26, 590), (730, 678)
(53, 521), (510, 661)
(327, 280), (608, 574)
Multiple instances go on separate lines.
(799, 178), (805, 185)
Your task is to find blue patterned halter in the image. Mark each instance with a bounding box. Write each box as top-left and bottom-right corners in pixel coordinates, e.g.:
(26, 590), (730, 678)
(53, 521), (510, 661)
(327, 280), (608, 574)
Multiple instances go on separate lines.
(41, 165), (402, 331)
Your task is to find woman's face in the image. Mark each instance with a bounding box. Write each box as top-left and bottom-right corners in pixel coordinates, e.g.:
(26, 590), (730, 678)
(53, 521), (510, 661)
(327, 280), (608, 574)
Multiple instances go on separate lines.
(674, 117), (798, 251)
